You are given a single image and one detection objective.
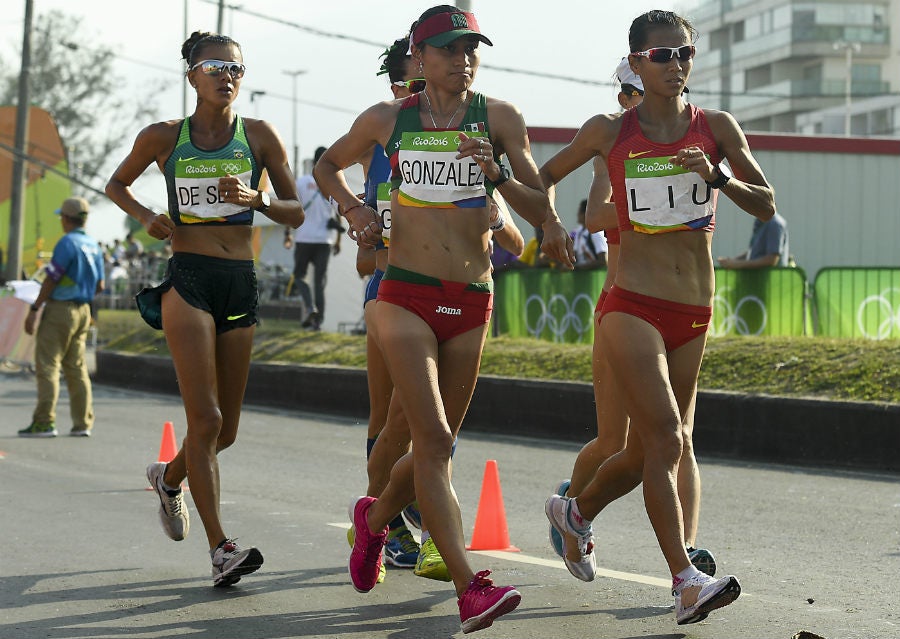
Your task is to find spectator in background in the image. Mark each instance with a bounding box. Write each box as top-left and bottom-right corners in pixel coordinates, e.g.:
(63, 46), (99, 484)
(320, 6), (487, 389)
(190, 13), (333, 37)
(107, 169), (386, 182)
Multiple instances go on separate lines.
(717, 211), (789, 269)
(286, 145), (343, 330)
(19, 197), (105, 438)
(570, 198), (608, 269)
(124, 232), (143, 259)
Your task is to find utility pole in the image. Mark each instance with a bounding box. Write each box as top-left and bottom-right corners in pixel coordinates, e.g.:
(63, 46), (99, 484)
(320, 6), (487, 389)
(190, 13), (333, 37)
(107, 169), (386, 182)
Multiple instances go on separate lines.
(833, 40), (860, 136)
(217, 0), (225, 33)
(282, 70), (306, 175)
(6, 0), (34, 282)
(183, 0), (189, 117)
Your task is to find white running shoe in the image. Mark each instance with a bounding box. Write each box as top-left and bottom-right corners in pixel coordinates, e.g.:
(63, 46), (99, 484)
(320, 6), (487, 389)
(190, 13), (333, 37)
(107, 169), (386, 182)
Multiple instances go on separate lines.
(146, 462), (189, 541)
(675, 572), (741, 624)
(544, 494), (596, 582)
(211, 539), (264, 587)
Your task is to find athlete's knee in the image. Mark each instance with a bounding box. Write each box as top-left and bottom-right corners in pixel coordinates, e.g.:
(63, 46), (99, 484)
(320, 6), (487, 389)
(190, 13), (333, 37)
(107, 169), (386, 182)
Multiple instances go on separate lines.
(642, 425), (683, 467)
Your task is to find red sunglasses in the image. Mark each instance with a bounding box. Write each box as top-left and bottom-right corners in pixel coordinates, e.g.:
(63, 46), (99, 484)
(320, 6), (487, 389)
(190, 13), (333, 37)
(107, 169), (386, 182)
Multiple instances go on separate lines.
(631, 45), (695, 64)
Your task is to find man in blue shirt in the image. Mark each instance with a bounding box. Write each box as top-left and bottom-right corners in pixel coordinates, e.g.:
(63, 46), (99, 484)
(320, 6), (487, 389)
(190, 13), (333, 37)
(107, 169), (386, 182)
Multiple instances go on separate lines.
(717, 212), (790, 269)
(19, 197), (105, 437)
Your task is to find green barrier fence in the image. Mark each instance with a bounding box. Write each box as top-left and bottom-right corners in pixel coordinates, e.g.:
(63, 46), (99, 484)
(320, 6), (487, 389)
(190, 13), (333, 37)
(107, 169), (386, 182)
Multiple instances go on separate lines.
(493, 267), (810, 343)
(814, 267), (900, 339)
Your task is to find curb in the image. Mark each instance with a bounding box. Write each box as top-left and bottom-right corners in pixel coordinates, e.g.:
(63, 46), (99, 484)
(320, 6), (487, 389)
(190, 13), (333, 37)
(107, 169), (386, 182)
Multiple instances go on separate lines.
(95, 351), (900, 474)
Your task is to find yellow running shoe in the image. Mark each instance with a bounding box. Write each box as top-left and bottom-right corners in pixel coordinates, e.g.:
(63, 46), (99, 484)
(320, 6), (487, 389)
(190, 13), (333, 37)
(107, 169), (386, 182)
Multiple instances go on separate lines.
(414, 537), (451, 581)
(347, 526), (385, 583)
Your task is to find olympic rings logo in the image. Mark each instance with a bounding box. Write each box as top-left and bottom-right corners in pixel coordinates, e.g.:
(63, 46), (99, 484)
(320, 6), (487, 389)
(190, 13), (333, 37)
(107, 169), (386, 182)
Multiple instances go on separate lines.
(524, 293), (596, 342)
(221, 162), (242, 174)
(710, 287), (768, 336)
(856, 287), (900, 340)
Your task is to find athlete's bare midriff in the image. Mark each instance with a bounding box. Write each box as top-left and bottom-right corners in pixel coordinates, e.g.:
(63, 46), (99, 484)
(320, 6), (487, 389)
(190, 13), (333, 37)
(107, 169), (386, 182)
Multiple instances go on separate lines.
(615, 230), (714, 306)
(171, 224), (254, 260)
(388, 196), (492, 284)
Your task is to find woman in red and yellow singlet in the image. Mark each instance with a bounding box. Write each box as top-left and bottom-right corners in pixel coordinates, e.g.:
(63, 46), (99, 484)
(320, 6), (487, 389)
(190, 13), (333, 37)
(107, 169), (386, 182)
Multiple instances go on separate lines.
(540, 10), (775, 626)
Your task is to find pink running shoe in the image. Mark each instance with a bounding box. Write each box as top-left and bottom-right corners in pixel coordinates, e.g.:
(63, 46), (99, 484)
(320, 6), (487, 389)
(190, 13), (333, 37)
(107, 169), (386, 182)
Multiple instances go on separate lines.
(457, 570), (521, 634)
(348, 496), (388, 593)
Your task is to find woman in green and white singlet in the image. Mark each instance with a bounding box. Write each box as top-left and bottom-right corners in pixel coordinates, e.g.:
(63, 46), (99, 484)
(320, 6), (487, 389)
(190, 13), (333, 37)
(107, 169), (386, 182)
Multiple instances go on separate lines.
(106, 31), (302, 588)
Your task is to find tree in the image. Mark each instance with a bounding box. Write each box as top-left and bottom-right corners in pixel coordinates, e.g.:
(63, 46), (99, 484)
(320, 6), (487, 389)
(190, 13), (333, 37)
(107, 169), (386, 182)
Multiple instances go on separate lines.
(0, 9), (163, 195)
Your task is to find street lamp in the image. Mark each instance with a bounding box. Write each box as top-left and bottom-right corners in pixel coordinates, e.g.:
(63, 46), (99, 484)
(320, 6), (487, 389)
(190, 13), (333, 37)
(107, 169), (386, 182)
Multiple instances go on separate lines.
(833, 40), (861, 136)
(282, 69), (306, 174)
(250, 90), (266, 118)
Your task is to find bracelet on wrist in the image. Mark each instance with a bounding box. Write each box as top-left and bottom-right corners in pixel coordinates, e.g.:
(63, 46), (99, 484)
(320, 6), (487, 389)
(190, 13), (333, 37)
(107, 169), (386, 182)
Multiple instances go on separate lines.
(30, 304), (40, 312)
(342, 202), (367, 217)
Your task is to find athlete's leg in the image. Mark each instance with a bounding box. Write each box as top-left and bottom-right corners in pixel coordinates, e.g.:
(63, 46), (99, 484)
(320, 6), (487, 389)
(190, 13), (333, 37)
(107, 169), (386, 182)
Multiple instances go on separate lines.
(679, 391), (701, 547)
(364, 300), (393, 443)
(578, 312), (703, 576)
(366, 301), (487, 595)
(367, 391), (411, 497)
(159, 288), (228, 550)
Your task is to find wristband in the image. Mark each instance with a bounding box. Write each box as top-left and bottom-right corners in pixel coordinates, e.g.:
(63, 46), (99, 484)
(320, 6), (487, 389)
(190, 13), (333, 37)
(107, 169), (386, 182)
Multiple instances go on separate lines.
(491, 163), (510, 188)
(30, 304), (40, 312)
(705, 164), (730, 189)
(342, 202), (367, 217)
(489, 215), (506, 232)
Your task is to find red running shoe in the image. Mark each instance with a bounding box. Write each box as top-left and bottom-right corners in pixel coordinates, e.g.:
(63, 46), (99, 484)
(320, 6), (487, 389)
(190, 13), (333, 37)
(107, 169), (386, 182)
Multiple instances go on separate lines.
(348, 496), (388, 592)
(457, 570), (521, 634)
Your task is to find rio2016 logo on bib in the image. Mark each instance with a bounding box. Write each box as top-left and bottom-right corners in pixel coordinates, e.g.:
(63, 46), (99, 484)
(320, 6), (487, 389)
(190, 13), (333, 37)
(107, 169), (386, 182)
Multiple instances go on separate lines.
(397, 130), (487, 209)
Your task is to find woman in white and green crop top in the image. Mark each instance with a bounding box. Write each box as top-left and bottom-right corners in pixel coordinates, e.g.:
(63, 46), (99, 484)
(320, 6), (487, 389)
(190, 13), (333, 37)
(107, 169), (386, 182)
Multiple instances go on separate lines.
(106, 31), (303, 588)
(314, 5), (574, 634)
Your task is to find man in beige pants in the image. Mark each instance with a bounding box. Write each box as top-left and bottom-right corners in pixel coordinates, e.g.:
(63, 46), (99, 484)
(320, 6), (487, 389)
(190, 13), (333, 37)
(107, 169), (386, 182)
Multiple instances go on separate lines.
(19, 197), (105, 437)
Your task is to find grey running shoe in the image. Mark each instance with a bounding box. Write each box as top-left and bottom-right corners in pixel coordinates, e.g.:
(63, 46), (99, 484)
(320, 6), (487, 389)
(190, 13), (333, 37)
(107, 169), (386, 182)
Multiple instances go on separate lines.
(544, 494), (596, 582)
(211, 539), (264, 587)
(146, 462), (189, 541)
(69, 428), (91, 437)
(18, 422), (57, 437)
(675, 572), (741, 624)
(687, 546), (717, 577)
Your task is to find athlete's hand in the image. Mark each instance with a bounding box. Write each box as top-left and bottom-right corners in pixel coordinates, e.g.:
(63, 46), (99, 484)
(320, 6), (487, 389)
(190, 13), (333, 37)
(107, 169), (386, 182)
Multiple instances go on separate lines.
(671, 146), (715, 182)
(457, 132), (502, 182)
(218, 174), (255, 208)
(540, 217), (575, 270)
(145, 212), (175, 241)
(344, 204), (382, 248)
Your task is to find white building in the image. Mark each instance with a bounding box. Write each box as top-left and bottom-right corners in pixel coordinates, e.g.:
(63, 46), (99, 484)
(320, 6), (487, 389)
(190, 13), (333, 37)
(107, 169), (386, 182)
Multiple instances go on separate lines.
(684, 0), (899, 135)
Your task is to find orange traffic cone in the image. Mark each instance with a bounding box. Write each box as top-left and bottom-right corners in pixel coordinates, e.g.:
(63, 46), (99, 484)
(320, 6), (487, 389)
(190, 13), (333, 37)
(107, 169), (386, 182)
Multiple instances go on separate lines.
(158, 421), (178, 463)
(467, 459), (520, 551)
(146, 421), (182, 491)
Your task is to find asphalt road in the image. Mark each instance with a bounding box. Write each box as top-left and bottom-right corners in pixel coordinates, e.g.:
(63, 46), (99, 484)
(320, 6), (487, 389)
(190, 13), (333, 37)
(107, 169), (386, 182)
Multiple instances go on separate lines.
(1, 370), (898, 639)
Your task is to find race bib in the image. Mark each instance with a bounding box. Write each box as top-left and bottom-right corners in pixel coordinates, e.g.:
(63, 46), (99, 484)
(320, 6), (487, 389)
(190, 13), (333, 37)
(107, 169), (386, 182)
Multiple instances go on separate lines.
(625, 154), (717, 234)
(396, 131), (487, 209)
(376, 182), (392, 245)
(174, 157), (253, 220)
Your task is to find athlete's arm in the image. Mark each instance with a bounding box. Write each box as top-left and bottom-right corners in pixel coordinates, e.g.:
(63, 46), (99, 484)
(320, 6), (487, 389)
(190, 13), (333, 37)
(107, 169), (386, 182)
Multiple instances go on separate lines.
(584, 156), (618, 233)
(703, 110), (776, 221)
(105, 122), (178, 240)
(245, 118), (303, 228)
(487, 99), (574, 269)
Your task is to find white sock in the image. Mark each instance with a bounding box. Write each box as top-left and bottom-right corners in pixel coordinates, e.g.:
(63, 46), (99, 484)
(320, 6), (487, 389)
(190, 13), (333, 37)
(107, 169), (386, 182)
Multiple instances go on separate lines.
(567, 499), (591, 533)
(420, 531), (431, 545)
(673, 565), (702, 593)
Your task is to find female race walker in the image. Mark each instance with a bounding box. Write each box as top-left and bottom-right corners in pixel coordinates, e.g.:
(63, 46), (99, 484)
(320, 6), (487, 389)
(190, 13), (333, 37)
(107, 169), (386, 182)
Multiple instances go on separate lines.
(542, 10), (775, 625)
(315, 5), (573, 633)
(543, 58), (715, 580)
(106, 31), (303, 586)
